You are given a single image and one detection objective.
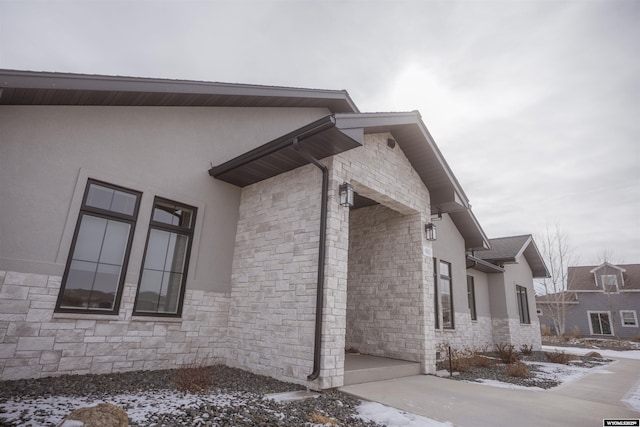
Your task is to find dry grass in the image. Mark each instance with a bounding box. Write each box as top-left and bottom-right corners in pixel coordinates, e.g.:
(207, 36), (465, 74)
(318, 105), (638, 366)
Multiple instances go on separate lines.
(495, 343), (518, 364)
(437, 345), (496, 372)
(544, 351), (578, 365)
(540, 324), (551, 336)
(506, 361), (530, 378)
(571, 325), (581, 338)
(519, 344), (534, 356)
(309, 411), (339, 426)
(173, 360), (217, 393)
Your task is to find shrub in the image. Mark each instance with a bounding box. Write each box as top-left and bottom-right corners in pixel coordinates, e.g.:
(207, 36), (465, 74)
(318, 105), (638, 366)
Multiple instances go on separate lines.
(506, 361), (530, 378)
(540, 324), (551, 336)
(519, 344), (533, 355)
(571, 325), (581, 339)
(173, 360), (217, 393)
(495, 343), (518, 364)
(544, 351), (577, 365)
(309, 411), (338, 426)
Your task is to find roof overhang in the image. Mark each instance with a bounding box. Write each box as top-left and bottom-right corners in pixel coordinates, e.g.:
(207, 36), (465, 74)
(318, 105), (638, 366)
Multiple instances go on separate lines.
(335, 112), (490, 250)
(589, 262), (626, 274)
(466, 255), (505, 273)
(0, 69), (359, 113)
(210, 115), (363, 187)
(521, 237), (550, 278)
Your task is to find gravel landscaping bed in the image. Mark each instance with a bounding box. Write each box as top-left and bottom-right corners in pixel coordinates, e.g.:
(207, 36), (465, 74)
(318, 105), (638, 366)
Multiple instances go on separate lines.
(438, 350), (612, 389)
(0, 366), (386, 427)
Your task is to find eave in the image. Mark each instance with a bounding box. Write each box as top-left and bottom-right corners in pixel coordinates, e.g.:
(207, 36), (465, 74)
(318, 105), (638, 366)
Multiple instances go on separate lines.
(0, 69), (359, 113)
(466, 255), (505, 273)
(209, 115), (363, 186)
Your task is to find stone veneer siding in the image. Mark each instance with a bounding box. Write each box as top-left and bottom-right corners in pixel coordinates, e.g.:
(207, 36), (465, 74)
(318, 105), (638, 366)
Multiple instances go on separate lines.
(226, 131), (437, 389)
(346, 205), (426, 362)
(435, 315), (494, 351)
(491, 318), (542, 350)
(329, 132), (436, 377)
(225, 164), (322, 387)
(0, 270), (229, 381)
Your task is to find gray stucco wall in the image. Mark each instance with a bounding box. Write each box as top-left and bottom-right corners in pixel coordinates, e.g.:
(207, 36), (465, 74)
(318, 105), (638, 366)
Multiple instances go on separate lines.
(0, 105), (332, 380)
(0, 105), (330, 292)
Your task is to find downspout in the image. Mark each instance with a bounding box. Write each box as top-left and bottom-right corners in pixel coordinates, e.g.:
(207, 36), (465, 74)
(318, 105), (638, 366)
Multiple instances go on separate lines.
(292, 137), (328, 382)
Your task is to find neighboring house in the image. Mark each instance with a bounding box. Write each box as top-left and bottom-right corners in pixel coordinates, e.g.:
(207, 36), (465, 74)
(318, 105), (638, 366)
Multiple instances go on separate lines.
(0, 70), (547, 389)
(537, 263), (640, 339)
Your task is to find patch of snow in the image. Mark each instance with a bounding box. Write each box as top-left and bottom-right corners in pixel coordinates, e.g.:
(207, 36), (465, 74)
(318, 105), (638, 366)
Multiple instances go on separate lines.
(356, 401), (453, 427)
(622, 383), (640, 413)
(264, 390), (320, 402)
(0, 390), (252, 427)
(59, 421), (84, 427)
(542, 345), (640, 360)
(525, 360), (607, 386)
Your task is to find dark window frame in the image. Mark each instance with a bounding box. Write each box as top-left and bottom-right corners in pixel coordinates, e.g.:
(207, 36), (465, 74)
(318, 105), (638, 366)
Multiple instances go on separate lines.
(516, 285), (531, 324)
(55, 179), (141, 314)
(133, 197), (197, 317)
(440, 260), (454, 329)
(433, 258), (439, 329)
(467, 275), (477, 321)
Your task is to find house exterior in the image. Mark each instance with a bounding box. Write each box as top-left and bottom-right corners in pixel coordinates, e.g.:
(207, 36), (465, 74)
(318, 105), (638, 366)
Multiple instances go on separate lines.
(537, 263), (640, 339)
(1, 70), (547, 389)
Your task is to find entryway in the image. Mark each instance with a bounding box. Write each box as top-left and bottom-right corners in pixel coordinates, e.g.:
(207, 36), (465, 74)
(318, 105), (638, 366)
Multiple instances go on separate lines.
(343, 353), (421, 386)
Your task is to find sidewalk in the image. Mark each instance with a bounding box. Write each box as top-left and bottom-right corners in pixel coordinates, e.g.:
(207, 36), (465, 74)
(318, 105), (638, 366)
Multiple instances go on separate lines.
(340, 358), (640, 427)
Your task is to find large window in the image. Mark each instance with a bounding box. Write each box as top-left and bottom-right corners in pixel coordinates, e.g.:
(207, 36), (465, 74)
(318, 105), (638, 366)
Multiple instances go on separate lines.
(589, 311), (613, 335)
(134, 198), (196, 316)
(620, 310), (638, 328)
(516, 285), (530, 324)
(56, 180), (141, 313)
(467, 275), (477, 321)
(440, 261), (454, 329)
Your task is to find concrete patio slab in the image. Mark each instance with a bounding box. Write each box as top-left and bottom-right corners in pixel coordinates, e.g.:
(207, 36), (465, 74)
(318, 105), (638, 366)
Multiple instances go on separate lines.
(339, 358), (640, 427)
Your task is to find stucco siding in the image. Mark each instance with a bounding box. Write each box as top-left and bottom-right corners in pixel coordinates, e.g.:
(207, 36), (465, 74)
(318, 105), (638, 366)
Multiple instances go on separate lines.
(0, 105), (330, 292)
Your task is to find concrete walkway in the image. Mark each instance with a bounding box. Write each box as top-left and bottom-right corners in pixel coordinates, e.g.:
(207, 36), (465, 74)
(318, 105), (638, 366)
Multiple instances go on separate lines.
(339, 358), (640, 427)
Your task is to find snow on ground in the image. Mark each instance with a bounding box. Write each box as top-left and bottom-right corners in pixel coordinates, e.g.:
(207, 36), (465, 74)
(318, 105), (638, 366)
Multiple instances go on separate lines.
(0, 389), (451, 427)
(3, 346), (638, 426)
(623, 381), (640, 413)
(356, 401), (453, 427)
(542, 345), (640, 360)
(0, 390), (248, 427)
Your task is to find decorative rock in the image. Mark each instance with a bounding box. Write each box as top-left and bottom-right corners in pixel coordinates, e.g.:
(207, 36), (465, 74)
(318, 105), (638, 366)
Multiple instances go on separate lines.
(59, 403), (128, 427)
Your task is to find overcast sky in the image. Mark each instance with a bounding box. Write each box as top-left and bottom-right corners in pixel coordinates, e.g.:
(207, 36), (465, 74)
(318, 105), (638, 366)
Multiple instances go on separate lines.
(1, 0), (639, 265)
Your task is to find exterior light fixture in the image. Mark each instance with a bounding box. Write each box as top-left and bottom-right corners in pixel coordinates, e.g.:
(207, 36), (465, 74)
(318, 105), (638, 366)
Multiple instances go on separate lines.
(339, 182), (354, 208)
(425, 222), (437, 241)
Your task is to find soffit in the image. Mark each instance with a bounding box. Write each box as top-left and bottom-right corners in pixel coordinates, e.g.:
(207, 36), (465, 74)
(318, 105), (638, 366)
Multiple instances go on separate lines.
(0, 69), (358, 113)
(210, 115), (363, 187)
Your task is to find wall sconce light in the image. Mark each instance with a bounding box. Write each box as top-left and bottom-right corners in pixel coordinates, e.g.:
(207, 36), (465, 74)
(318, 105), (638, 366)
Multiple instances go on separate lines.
(339, 182), (354, 208)
(425, 222), (437, 241)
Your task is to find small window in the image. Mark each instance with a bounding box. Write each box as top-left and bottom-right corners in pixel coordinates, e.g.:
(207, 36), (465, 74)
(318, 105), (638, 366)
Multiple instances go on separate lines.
(56, 180), (141, 313)
(620, 310), (638, 327)
(601, 274), (618, 293)
(589, 311), (613, 335)
(467, 275), (477, 321)
(440, 260), (454, 329)
(516, 285), (530, 324)
(134, 198), (196, 316)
